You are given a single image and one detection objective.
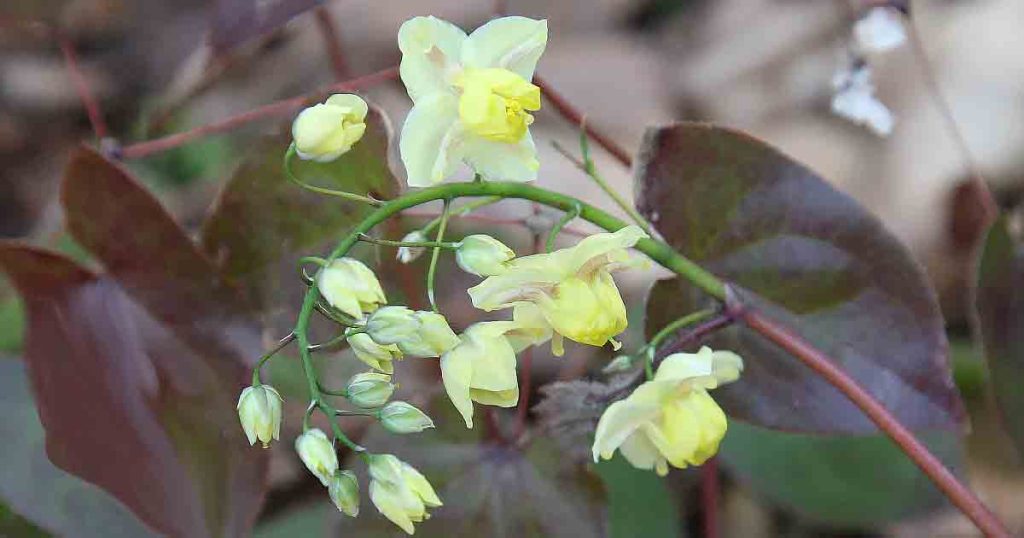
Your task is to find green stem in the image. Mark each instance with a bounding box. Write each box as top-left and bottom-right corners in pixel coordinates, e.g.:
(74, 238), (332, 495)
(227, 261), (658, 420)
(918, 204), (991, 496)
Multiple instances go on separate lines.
(546, 203), (581, 252)
(252, 332), (297, 386)
(572, 131), (654, 236)
(321, 401), (364, 452)
(417, 196), (502, 235)
(358, 234), (460, 250)
(426, 198), (452, 311)
(284, 144), (383, 206)
(648, 308), (719, 350)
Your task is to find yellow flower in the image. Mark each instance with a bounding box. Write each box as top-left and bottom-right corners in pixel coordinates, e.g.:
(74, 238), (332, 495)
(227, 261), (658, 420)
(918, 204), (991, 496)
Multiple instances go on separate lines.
(348, 333), (401, 374)
(439, 321), (520, 428)
(368, 454), (442, 535)
(397, 15), (548, 186)
(292, 94), (368, 162)
(317, 258), (386, 319)
(236, 384), (283, 448)
(366, 307), (460, 358)
(295, 428), (339, 486)
(592, 347), (743, 476)
(467, 225), (647, 355)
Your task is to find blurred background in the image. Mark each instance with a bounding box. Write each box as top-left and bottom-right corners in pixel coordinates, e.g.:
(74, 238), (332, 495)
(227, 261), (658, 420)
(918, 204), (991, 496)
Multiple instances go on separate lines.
(1, 0), (1023, 536)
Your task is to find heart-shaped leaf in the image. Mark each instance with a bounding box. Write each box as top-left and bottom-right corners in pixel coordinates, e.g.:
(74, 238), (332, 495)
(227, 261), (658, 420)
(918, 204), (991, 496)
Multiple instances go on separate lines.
(637, 124), (963, 432)
(201, 107), (400, 310)
(974, 217), (1024, 456)
(720, 423), (961, 527)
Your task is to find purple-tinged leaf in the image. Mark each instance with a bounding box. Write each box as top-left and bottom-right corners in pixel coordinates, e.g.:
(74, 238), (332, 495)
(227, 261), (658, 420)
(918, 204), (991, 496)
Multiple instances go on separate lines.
(974, 217), (1024, 456)
(637, 124), (963, 433)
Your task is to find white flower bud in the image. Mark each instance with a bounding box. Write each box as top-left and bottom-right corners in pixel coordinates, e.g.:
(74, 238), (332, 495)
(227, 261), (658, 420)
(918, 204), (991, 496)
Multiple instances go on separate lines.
(317, 258), (387, 319)
(456, 234), (515, 276)
(396, 231), (428, 264)
(831, 64), (894, 137)
(853, 7), (906, 54)
(400, 311), (460, 358)
(295, 428), (338, 486)
(378, 401), (435, 434)
(346, 372), (395, 408)
(348, 333), (402, 374)
(329, 470), (360, 517)
(292, 94), (368, 162)
(366, 306), (420, 345)
(237, 384), (283, 448)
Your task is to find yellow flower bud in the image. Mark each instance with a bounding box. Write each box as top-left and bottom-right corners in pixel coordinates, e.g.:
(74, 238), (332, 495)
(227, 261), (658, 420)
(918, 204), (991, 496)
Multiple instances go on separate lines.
(329, 470), (360, 517)
(456, 234), (515, 276)
(378, 401), (435, 434)
(295, 428), (338, 486)
(292, 94), (368, 162)
(366, 306), (419, 345)
(400, 311), (460, 358)
(346, 371), (395, 408)
(348, 333), (402, 374)
(236, 384), (283, 448)
(592, 347), (743, 475)
(317, 258), (386, 319)
(368, 454), (442, 535)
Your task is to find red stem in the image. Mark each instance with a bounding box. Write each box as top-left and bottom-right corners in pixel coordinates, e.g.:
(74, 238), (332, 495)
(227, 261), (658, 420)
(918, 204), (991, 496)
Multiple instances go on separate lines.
(120, 66), (399, 159)
(57, 33), (109, 139)
(313, 6), (350, 81)
(741, 309), (1010, 538)
(534, 75), (633, 168)
(701, 457), (719, 538)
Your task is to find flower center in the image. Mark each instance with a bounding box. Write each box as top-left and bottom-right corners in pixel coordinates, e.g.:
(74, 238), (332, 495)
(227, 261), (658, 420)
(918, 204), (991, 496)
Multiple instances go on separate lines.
(455, 67), (541, 143)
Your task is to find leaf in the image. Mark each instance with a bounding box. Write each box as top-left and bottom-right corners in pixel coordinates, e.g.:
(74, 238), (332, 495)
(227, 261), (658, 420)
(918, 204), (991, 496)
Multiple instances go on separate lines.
(209, 0), (323, 55)
(719, 422), (961, 527)
(974, 217), (1024, 455)
(637, 124), (963, 433)
(201, 108), (400, 309)
(595, 455), (683, 538)
(0, 357), (157, 537)
(0, 245), (267, 538)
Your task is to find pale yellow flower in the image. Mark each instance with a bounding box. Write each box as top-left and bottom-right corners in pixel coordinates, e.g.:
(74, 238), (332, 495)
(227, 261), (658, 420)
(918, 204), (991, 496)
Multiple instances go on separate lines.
(348, 333), (401, 374)
(397, 15), (548, 186)
(378, 401), (435, 434)
(317, 258), (386, 319)
(295, 428), (339, 486)
(366, 307), (460, 358)
(236, 384), (283, 448)
(439, 321), (520, 428)
(456, 234), (515, 276)
(592, 347), (743, 476)
(328, 470), (360, 517)
(467, 225), (647, 355)
(345, 371), (394, 408)
(368, 454), (442, 535)
(292, 94), (368, 162)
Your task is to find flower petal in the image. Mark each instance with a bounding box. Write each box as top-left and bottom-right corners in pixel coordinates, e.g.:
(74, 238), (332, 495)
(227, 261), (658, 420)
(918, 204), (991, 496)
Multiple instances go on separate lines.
(439, 343), (476, 427)
(461, 16), (548, 80)
(400, 92), (463, 187)
(591, 381), (670, 462)
(617, 431), (664, 473)
(325, 93), (369, 120)
(461, 130), (539, 182)
(370, 481), (416, 535)
(398, 16), (467, 102)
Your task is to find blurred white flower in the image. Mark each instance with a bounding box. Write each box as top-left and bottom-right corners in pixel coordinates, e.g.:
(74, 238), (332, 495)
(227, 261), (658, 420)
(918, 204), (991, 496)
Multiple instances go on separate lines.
(396, 230), (427, 264)
(853, 7), (906, 54)
(831, 63), (894, 137)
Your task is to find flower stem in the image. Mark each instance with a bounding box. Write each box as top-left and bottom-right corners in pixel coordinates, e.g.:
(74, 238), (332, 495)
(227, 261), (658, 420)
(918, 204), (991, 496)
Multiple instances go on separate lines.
(357, 233), (460, 250)
(415, 196), (502, 235)
(648, 308), (719, 351)
(546, 203), (581, 252)
(284, 144), (383, 206)
(577, 128), (654, 236)
(426, 198), (452, 312)
(252, 332), (297, 386)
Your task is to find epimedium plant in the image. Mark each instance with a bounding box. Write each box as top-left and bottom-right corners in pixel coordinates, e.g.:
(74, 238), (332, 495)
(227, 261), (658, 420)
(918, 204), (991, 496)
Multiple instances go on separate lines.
(0, 9), (1015, 538)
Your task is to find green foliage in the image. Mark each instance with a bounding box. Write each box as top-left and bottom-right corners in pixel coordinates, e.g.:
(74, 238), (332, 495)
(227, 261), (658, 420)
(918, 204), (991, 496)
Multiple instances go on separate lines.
(637, 123), (963, 433)
(720, 422), (961, 527)
(0, 295), (24, 353)
(596, 455), (683, 538)
(974, 216), (1024, 456)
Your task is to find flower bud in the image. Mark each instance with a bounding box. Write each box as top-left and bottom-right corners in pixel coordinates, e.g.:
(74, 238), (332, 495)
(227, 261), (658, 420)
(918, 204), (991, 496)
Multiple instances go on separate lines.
(455, 234), (515, 276)
(396, 230), (428, 264)
(378, 401), (435, 434)
(317, 258), (386, 319)
(237, 384), (283, 448)
(329, 470), (360, 517)
(400, 311), (460, 358)
(346, 372), (395, 408)
(368, 454), (442, 534)
(292, 94), (368, 162)
(366, 306), (419, 345)
(295, 428), (338, 486)
(349, 333), (402, 374)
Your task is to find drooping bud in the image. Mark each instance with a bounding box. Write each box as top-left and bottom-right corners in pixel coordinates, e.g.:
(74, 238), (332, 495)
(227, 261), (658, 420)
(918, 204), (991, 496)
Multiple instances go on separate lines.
(295, 428), (338, 486)
(329, 470), (360, 517)
(348, 333), (402, 374)
(366, 306), (420, 345)
(346, 372), (395, 408)
(368, 454), (442, 534)
(396, 230), (428, 264)
(236, 384), (283, 448)
(378, 401), (435, 434)
(317, 258), (387, 319)
(292, 94), (368, 162)
(455, 234), (515, 276)
(400, 311), (460, 358)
